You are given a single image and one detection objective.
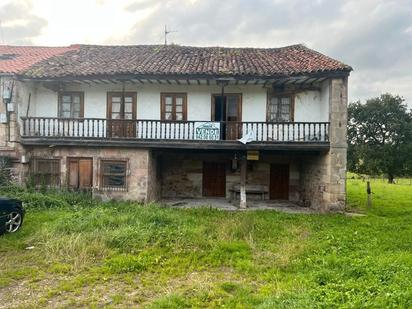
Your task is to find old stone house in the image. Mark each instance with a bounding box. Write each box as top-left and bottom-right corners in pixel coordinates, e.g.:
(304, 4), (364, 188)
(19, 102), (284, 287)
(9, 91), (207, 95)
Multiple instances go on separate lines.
(0, 44), (351, 211)
(0, 45), (78, 178)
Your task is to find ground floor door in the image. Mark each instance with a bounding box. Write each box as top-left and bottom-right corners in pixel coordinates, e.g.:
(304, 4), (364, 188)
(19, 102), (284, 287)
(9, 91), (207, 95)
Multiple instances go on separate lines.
(270, 164), (289, 200)
(68, 158), (93, 190)
(203, 162), (226, 197)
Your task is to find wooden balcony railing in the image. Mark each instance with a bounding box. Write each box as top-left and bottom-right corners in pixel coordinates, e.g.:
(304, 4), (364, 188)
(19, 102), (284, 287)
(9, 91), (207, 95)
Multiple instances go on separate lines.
(20, 117), (329, 143)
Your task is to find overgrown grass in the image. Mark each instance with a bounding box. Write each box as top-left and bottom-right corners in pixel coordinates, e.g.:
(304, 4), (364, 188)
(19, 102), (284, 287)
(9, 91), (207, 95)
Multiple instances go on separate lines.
(0, 179), (412, 308)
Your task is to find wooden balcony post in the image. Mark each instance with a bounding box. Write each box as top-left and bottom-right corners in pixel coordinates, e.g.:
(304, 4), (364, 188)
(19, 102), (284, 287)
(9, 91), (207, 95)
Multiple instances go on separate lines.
(240, 155), (247, 209)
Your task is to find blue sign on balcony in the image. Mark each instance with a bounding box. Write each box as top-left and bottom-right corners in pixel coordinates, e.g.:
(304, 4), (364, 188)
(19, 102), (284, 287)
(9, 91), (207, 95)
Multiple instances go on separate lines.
(194, 122), (220, 140)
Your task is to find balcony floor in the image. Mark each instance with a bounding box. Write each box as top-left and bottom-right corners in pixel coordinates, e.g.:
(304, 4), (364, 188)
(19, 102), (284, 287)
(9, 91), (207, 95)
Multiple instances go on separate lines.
(20, 137), (330, 152)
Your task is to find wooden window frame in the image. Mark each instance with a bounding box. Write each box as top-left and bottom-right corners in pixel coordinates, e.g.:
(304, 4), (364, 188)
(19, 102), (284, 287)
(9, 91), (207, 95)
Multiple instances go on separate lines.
(106, 92), (137, 120)
(58, 91), (84, 118)
(99, 159), (128, 191)
(266, 92), (295, 122)
(210, 93), (242, 122)
(160, 93), (187, 121)
(32, 158), (61, 187)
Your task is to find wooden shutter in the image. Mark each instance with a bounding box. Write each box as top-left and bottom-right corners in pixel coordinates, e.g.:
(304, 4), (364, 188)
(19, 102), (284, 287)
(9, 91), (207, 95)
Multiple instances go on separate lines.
(68, 158), (93, 189)
(79, 159), (93, 188)
(68, 159), (79, 188)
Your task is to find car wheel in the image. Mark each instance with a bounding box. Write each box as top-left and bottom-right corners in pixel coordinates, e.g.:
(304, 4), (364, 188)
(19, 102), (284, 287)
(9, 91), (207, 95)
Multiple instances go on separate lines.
(5, 211), (23, 233)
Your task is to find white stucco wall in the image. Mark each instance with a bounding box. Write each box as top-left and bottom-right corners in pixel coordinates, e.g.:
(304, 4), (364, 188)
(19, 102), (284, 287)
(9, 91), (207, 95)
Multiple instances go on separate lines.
(293, 80), (329, 122)
(23, 81), (330, 122)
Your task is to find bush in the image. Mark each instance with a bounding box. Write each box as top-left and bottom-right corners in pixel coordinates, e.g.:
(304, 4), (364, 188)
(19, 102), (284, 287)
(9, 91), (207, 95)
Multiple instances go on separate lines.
(0, 156), (12, 185)
(0, 185), (97, 210)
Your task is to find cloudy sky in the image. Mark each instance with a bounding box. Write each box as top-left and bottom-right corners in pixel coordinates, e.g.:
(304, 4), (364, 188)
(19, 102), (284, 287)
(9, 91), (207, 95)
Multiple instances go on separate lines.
(1, 0), (411, 105)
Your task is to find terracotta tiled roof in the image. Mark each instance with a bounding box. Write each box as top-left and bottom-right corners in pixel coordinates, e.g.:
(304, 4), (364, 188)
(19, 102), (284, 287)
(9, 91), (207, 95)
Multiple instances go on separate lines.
(0, 45), (79, 74)
(20, 44), (352, 79)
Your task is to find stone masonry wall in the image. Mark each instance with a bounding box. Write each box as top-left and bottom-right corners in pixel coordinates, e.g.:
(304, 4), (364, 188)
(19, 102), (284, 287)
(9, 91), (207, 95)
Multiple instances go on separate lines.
(300, 77), (348, 211)
(160, 153), (205, 198)
(159, 152), (301, 201)
(0, 78), (31, 185)
(325, 77), (348, 211)
(299, 154), (328, 209)
(25, 146), (152, 202)
(146, 150), (161, 202)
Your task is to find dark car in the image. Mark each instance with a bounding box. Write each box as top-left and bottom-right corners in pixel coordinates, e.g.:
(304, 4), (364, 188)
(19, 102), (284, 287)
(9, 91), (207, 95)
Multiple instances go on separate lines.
(0, 197), (25, 234)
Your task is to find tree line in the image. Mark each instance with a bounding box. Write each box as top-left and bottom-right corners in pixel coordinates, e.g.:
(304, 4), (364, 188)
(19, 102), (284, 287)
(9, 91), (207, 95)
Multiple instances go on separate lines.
(348, 94), (412, 183)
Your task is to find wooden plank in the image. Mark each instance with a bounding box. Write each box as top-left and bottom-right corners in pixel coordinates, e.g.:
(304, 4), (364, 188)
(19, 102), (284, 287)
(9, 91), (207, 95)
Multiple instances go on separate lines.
(79, 159), (93, 188)
(20, 138), (330, 151)
(68, 160), (79, 188)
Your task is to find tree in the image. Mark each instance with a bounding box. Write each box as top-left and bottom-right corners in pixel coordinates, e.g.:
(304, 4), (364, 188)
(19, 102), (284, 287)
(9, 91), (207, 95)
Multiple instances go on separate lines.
(348, 94), (412, 183)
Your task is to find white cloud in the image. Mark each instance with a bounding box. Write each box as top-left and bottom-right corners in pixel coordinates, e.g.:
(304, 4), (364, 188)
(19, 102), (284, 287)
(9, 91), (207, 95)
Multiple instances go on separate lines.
(0, 0), (411, 105)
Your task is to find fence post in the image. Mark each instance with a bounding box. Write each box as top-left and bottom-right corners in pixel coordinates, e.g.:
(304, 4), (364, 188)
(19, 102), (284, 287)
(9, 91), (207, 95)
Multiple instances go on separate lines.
(366, 181), (372, 208)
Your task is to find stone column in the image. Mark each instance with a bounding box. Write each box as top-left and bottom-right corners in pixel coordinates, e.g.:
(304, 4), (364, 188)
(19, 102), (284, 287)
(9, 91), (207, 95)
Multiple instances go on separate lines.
(324, 77), (348, 211)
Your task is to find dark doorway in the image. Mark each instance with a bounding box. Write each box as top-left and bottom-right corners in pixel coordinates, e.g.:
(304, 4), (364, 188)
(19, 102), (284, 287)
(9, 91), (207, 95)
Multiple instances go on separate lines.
(270, 164), (289, 200)
(211, 94), (242, 140)
(214, 96), (226, 122)
(203, 162), (226, 197)
(68, 158), (93, 190)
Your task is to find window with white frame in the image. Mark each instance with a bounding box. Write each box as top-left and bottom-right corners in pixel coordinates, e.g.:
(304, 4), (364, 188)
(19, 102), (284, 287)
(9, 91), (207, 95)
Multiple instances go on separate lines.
(267, 95), (293, 122)
(58, 92), (84, 118)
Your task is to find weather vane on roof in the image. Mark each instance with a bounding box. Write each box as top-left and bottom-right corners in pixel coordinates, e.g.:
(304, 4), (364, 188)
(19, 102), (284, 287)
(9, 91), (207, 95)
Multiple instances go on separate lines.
(164, 25), (177, 45)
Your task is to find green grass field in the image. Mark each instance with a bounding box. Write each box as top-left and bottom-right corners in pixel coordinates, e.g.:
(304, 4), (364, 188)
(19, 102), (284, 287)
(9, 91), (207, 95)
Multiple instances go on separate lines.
(1, 178), (412, 308)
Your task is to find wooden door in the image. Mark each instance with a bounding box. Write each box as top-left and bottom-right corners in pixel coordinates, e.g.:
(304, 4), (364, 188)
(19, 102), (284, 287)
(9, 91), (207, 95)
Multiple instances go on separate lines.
(270, 164), (289, 200)
(107, 92), (136, 138)
(203, 162), (226, 197)
(212, 94), (242, 140)
(68, 158), (93, 189)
